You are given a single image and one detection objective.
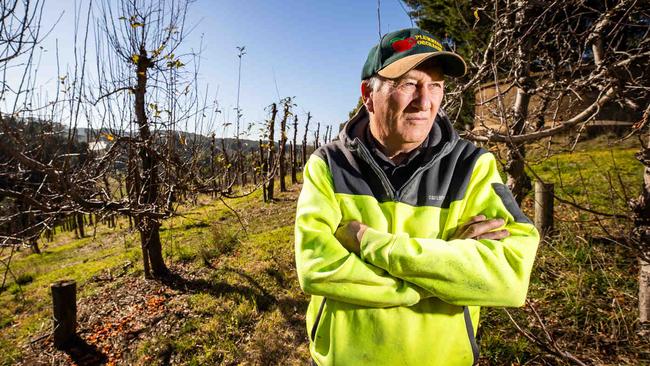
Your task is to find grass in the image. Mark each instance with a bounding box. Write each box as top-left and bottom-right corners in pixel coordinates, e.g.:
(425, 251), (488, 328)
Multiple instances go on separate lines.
(124, 188), (308, 365)
(0, 141), (647, 365)
(477, 134), (646, 365)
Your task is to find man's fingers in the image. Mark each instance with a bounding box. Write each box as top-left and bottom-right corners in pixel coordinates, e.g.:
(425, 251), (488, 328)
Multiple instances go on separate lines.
(476, 229), (510, 241)
(462, 215), (486, 229)
(458, 218), (506, 239)
(334, 221), (363, 254)
(465, 218), (504, 236)
(452, 215), (487, 239)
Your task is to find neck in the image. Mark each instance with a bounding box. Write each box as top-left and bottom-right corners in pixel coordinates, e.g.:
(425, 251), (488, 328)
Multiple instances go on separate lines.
(368, 124), (421, 164)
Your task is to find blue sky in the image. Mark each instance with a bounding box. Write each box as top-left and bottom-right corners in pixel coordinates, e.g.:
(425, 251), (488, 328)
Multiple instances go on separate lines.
(15, 0), (418, 139)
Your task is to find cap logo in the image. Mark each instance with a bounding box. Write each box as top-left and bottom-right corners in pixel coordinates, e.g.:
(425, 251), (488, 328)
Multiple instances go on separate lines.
(413, 34), (443, 51)
(390, 36), (417, 52)
(362, 28), (467, 80)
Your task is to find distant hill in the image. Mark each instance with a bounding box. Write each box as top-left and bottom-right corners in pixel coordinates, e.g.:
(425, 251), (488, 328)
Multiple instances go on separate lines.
(74, 126), (265, 153)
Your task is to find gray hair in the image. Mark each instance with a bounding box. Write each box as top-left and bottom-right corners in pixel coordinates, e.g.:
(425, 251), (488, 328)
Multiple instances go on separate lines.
(365, 75), (385, 92)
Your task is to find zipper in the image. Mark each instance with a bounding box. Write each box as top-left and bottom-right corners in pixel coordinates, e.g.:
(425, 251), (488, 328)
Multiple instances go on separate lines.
(353, 137), (454, 202)
(394, 141), (452, 200)
(310, 298), (327, 342)
(352, 139), (395, 200)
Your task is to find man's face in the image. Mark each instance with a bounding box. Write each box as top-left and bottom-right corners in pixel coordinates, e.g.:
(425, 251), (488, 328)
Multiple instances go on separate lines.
(364, 64), (444, 151)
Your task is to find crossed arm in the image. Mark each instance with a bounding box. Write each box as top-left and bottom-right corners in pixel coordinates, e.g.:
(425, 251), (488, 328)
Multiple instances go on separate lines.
(336, 214), (511, 255)
(294, 154), (540, 308)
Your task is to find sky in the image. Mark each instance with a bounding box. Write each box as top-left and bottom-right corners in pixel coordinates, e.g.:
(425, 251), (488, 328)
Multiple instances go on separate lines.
(8, 0), (418, 139)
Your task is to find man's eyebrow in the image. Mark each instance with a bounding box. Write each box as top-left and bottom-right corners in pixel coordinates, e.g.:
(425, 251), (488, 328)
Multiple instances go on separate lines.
(394, 76), (417, 83)
(397, 78), (444, 84)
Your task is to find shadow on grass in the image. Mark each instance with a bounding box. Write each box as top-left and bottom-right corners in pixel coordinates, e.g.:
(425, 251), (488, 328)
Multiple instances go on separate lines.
(158, 267), (308, 335)
(60, 335), (108, 365)
(159, 221), (210, 232)
(160, 268), (277, 311)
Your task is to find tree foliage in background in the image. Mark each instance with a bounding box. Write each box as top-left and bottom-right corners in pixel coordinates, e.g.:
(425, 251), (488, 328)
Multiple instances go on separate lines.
(404, 0), (648, 182)
(406, 0), (650, 343)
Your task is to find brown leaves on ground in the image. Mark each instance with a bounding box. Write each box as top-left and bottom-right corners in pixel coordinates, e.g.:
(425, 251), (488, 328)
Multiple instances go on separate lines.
(22, 264), (195, 365)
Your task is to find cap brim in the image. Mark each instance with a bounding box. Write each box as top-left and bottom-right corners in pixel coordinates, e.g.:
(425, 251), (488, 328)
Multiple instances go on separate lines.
(377, 52), (467, 79)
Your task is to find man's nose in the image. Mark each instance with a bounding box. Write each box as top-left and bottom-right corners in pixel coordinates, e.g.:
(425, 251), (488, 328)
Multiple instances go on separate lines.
(411, 86), (434, 111)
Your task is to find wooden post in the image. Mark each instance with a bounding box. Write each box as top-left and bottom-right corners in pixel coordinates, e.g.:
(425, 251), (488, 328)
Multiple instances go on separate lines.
(534, 181), (554, 237)
(51, 280), (77, 349)
(641, 258), (650, 323)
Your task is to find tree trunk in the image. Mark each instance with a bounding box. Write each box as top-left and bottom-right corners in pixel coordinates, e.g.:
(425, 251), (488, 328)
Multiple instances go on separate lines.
(210, 133), (217, 196)
(139, 217), (167, 278)
(252, 151), (258, 186)
(313, 122), (321, 150)
(76, 213), (85, 238)
(302, 112), (311, 169)
(631, 114), (650, 324)
(259, 139), (267, 202)
(291, 115), (298, 184)
(279, 138), (286, 192)
(73, 216), (80, 239)
(134, 46), (168, 278)
(265, 103), (278, 202)
(30, 238), (41, 254)
(324, 125), (331, 144)
(221, 137), (231, 193)
(505, 0), (533, 205)
(240, 152), (247, 187)
(279, 100), (290, 192)
(290, 141), (297, 184)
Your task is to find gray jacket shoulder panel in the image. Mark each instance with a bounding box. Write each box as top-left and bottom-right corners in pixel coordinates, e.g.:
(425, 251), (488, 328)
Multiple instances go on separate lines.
(312, 141), (377, 198)
(491, 182), (533, 224)
(314, 137), (488, 208)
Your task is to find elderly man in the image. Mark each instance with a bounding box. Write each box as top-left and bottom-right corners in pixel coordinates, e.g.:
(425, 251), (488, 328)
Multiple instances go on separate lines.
(294, 28), (539, 366)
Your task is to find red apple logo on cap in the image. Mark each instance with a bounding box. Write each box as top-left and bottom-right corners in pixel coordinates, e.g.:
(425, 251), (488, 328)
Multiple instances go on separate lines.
(391, 37), (417, 52)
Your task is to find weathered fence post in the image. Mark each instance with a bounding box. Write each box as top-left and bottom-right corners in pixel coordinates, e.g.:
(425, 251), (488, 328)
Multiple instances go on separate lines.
(534, 181), (554, 237)
(641, 258), (650, 324)
(51, 280), (77, 348)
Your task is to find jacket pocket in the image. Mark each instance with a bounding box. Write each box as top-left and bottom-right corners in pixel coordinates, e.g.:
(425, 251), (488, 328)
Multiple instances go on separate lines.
(310, 298), (327, 342)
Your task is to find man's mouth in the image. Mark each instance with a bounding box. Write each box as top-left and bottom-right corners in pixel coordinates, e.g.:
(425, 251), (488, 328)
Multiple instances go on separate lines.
(404, 115), (430, 122)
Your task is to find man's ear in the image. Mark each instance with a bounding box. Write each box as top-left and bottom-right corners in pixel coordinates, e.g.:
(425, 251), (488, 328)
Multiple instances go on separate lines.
(361, 81), (374, 113)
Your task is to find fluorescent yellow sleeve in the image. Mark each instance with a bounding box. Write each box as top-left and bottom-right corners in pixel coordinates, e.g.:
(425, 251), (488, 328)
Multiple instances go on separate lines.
(359, 153), (540, 307)
(295, 155), (424, 307)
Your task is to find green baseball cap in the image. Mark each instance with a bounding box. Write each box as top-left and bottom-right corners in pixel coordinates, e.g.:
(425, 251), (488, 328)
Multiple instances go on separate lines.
(361, 28), (467, 80)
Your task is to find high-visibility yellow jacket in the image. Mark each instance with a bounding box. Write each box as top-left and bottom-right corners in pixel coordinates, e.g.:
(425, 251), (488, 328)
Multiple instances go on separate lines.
(294, 107), (540, 366)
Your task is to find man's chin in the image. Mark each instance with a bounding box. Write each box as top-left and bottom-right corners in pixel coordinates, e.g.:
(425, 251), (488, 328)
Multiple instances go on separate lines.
(398, 135), (429, 147)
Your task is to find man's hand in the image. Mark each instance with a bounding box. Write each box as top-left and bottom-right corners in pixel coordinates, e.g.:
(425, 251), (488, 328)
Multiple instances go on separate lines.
(334, 221), (368, 254)
(451, 215), (510, 240)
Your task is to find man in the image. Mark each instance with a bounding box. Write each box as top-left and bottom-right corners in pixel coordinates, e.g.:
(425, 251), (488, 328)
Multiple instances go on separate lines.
(294, 28), (539, 366)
